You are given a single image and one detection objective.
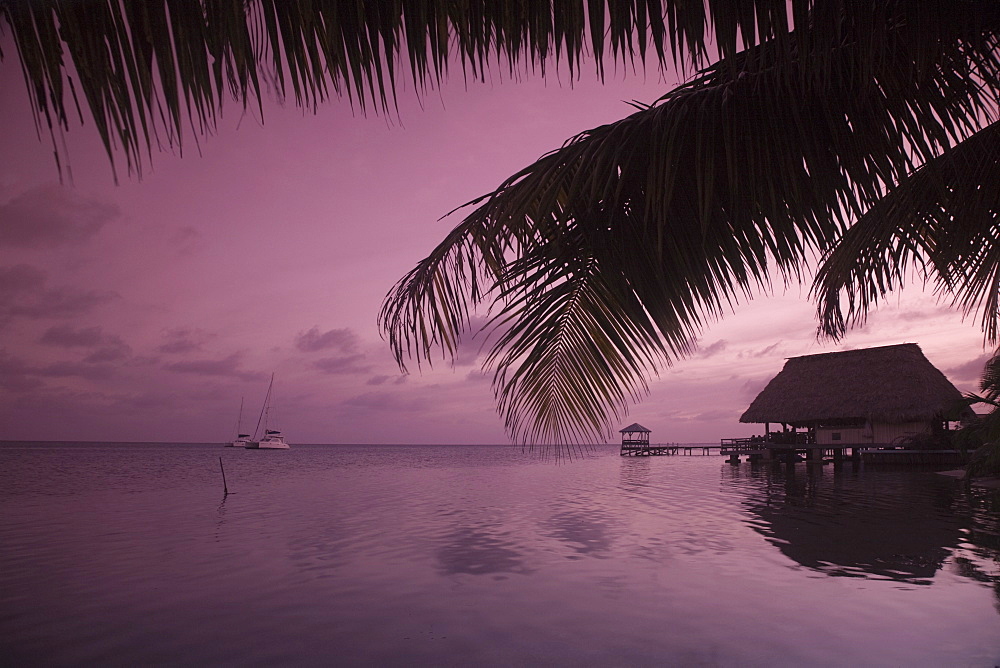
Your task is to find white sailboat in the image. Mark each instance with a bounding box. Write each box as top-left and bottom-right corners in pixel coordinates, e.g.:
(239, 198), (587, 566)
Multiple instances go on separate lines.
(245, 374), (289, 450)
(226, 397), (251, 447)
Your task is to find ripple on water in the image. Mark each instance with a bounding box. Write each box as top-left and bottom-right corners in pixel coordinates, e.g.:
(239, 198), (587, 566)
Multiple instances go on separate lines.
(1, 443), (999, 666)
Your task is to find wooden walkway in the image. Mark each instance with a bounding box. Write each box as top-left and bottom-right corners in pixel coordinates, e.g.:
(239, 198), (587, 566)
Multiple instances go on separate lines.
(620, 443), (720, 456)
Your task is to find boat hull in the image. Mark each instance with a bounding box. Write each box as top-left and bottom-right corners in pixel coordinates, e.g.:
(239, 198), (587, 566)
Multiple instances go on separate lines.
(246, 438), (289, 450)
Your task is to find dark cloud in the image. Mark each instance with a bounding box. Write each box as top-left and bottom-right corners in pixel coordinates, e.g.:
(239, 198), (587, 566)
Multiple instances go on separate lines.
(7, 285), (118, 319)
(945, 353), (993, 384)
(740, 376), (770, 401)
(39, 325), (131, 363)
(695, 339), (728, 358)
(314, 354), (372, 375)
(895, 306), (953, 322)
(342, 391), (430, 412)
(164, 352), (261, 380)
(295, 327), (357, 353)
(0, 349), (43, 392)
(40, 324), (105, 347)
(0, 265), (117, 323)
(158, 328), (209, 354)
(752, 342), (783, 358)
(37, 361), (115, 381)
(450, 314), (501, 367)
(367, 373), (408, 386)
(465, 369), (491, 383)
(0, 184), (117, 249)
(0, 264), (46, 298)
(83, 345), (131, 363)
(694, 408), (740, 421)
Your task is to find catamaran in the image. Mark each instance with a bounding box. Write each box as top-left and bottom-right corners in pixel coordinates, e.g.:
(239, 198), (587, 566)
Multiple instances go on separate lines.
(245, 374), (289, 449)
(226, 397), (251, 447)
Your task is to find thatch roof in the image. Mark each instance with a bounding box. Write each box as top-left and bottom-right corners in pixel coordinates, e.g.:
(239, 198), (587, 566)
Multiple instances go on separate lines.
(740, 343), (963, 425)
(619, 422), (651, 433)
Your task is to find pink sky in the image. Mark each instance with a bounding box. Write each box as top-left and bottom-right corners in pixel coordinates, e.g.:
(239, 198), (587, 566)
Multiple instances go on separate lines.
(0, 48), (993, 444)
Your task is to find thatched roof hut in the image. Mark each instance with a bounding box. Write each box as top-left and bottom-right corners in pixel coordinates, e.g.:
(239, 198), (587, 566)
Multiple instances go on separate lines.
(740, 343), (963, 426)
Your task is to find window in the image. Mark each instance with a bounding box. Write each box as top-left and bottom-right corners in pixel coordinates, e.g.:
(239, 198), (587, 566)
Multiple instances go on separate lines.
(832, 432), (842, 441)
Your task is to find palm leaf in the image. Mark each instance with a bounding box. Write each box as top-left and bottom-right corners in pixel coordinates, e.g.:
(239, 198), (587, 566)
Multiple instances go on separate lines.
(9, 1), (998, 179)
(814, 120), (1000, 343)
(382, 12), (1000, 443)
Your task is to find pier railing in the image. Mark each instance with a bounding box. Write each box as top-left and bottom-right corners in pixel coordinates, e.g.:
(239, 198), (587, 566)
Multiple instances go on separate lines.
(719, 438), (768, 454)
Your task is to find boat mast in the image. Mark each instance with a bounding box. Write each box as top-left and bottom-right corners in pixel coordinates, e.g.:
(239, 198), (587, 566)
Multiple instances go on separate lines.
(253, 373), (274, 441)
(234, 396), (244, 437)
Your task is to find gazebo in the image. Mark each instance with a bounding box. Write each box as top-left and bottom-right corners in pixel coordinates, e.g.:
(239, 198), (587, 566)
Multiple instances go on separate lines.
(619, 422), (674, 456)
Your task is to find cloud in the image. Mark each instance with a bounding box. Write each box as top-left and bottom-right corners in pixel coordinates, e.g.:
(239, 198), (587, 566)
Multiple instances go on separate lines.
(39, 325), (132, 363)
(40, 324), (106, 347)
(342, 390), (431, 412)
(0, 265), (117, 324)
(164, 352), (261, 379)
(0, 349), (43, 392)
(945, 353), (993, 384)
(295, 327), (358, 353)
(158, 328), (210, 354)
(37, 361), (116, 381)
(0, 264), (46, 297)
(694, 339), (728, 358)
(751, 341), (783, 358)
(693, 408), (741, 422)
(740, 376), (770, 401)
(1, 267), (118, 319)
(0, 184), (117, 248)
(314, 354), (372, 375)
(83, 345), (131, 363)
(465, 369), (492, 383)
(367, 374), (407, 386)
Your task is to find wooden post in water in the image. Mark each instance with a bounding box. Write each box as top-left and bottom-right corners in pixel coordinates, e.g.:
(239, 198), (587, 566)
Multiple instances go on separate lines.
(219, 456), (229, 496)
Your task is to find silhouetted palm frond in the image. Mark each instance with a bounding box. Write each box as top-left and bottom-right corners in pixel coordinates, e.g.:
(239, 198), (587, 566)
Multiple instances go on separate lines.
(382, 10), (1000, 442)
(814, 121), (1000, 343)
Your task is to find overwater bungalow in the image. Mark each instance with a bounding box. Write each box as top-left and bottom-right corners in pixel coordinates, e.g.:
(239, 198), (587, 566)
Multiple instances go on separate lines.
(726, 343), (969, 463)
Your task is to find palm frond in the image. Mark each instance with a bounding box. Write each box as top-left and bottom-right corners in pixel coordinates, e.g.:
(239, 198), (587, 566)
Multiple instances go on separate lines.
(381, 15), (1000, 443)
(980, 350), (1000, 400)
(9, 1), (1000, 180)
(0, 0), (802, 179)
(814, 121), (1000, 343)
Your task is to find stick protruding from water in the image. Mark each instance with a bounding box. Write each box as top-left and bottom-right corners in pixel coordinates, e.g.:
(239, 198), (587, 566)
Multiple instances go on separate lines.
(219, 456), (229, 496)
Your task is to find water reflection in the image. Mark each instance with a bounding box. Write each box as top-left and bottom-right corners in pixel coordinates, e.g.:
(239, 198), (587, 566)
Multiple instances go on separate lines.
(544, 510), (615, 559)
(726, 463), (965, 583)
(435, 525), (533, 577)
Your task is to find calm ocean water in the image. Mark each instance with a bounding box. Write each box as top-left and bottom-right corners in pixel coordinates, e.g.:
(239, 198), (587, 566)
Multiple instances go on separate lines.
(2, 442), (999, 667)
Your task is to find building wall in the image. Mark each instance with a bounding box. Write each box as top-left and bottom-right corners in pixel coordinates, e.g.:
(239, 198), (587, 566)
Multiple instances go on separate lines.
(872, 421), (931, 444)
(815, 421), (931, 445)
(816, 426), (869, 445)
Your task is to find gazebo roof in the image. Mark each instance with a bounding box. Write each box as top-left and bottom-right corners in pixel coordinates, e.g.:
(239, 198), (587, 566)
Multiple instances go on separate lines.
(740, 343), (963, 425)
(619, 422), (651, 433)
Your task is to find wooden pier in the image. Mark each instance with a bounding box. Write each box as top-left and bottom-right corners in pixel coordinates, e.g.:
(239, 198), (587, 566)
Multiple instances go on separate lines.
(621, 442), (679, 456)
(718, 437), (968, 466)
(620, 442), (722, 456)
